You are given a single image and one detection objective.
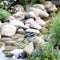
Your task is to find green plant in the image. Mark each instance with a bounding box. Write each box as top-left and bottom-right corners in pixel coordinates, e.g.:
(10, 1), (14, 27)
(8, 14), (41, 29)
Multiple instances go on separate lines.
(37, 0), (45, 3)
(20, 0), (37, 11)
(26, 43), (60, 60)
(0, 0), (2, 3)
(0, 0), (46, 12)
(50, 13), (60, 46)
(0, 9), (11, 20)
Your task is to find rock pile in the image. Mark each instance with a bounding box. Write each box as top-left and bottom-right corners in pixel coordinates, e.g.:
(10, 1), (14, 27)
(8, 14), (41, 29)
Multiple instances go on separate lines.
(0, 1), (58, 60)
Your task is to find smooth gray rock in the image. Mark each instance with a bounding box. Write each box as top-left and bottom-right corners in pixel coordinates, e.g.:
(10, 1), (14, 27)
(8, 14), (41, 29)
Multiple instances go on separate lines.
(26, 29), (40, 34)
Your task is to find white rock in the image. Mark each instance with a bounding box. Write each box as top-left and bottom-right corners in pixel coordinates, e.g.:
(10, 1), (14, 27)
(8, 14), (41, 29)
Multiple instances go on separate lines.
(33, 4), (46, 11)
(30, 22), (42, 30)
(23, 25), (29, 29)
(3, 22), (8, 25)
(43, 1), (53, 9)
(25, 18), (42, 30)
(0, 22), (3, 27)
(48, 4), (57, 12)
(39, 9), (49, 18)
(0, 44), (6, 60)
(25, 23), (30, 26)
(26, 29), (40, 34)
(10, 49), (23, 59)
(1, 24), (16, 36)
(25, 11), (38, 19)
(35, 19), (46, 26)
(29, 8), (49, 18)
(13, 11), (25, 20)
(0, 53), (6, 60)
(10, 49), (23, 55)
(0, 34), (1, 39)
(9, 20), (25, 27)
(25, 18), (35, 24)
(34, 37), (45, 45)
(24, 42), (34, 55)
(7, 58), (24, 60)
(17, 28), (24, 34)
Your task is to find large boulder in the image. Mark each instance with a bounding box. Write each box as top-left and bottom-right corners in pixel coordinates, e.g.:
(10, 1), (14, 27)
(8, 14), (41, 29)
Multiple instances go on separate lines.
(23, 42), (34, 55)
(1, 24), (16, 36)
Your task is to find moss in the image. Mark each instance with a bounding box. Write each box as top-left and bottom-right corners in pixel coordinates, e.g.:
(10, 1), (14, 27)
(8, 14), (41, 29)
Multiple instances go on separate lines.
(0, 9), (11, 20)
